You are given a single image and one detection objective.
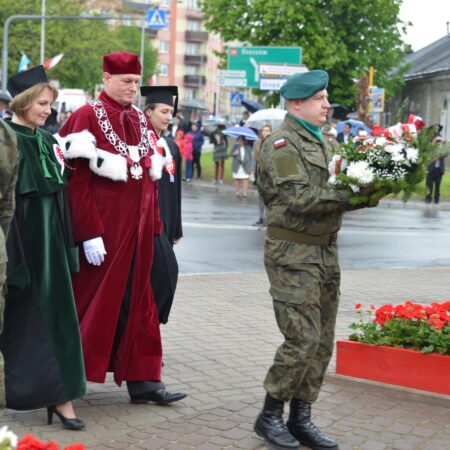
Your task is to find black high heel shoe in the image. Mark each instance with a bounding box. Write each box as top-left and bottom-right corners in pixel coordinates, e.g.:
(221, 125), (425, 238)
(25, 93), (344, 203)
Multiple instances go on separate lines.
(47, 405), (85, 430)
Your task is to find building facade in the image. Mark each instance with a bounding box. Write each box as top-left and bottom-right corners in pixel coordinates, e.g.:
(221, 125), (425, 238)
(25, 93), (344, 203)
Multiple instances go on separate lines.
(387, 34), (450, 140)
(136, 0), (229, 115)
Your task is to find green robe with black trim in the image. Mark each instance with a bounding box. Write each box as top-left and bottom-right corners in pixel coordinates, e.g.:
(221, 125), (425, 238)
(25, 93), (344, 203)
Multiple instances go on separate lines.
(0, 121), (86, 410)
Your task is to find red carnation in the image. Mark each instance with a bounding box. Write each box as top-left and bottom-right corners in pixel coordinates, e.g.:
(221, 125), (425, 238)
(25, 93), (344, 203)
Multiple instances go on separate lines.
(17, 435), (48, 450)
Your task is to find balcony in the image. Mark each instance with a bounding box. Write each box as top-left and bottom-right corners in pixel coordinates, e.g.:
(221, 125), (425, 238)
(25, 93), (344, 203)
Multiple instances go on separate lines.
(184, 75), (206, 87)
(185, 30), (209, 42)
(184, 54), (207, 65)
(186, 8), (202, 19)
(146, 28), (158, 37)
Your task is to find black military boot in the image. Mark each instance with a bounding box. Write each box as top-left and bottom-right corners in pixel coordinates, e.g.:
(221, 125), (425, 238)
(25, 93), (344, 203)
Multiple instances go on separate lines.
(286, 399), (339, 450)
(254, 394), (299, 449)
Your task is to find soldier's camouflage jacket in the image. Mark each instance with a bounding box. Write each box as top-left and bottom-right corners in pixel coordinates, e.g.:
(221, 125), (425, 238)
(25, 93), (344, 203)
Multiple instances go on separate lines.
(257, 114), (353, 267)
(0, 119), (18, 265)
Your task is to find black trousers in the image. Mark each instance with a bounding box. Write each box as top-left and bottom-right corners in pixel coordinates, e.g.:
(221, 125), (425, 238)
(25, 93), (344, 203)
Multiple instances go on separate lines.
(193, 151), (202, 178)
(112, 256), (163, 396)
(426, 168), (443, 203)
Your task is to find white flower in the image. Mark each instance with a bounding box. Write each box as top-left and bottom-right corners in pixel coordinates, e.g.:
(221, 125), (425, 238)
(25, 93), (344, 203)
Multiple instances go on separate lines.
(346, 160), (375, 184)
(405, 147), (419, 163)
(385, 143), (405, 162)
(0, 426), (18, 448)
(350, 184), (360, 192)
(375, 137), (387, 146)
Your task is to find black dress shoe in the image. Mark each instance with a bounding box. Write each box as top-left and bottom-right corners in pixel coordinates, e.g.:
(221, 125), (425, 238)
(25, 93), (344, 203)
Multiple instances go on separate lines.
(130, 388), (187, 405)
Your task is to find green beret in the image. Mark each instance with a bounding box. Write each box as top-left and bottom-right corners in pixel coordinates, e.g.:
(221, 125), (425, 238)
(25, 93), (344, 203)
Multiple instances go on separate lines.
(280, 69), (329, 100)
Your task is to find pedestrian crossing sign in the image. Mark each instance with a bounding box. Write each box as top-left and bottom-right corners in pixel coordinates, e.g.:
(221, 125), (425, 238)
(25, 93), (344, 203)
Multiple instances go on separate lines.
(230, 92), (244, 107)
(147, 9), (166, 30)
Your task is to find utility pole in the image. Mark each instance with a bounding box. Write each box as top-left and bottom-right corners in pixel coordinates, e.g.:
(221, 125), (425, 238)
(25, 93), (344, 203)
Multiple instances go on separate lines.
(40, 0), (46, 64)
(169, 0), (177, 85)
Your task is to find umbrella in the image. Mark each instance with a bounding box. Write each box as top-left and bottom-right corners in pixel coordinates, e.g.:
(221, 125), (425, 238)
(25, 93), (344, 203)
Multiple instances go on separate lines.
(245, 108), (287, 130)
(202, 116), (228, 137)
(337, 119), (372, 135)
(329, 103), (350, 120)
(222, 126), (259, 141)
(178, 99), (208, 110)
(241, 99), (264, 113)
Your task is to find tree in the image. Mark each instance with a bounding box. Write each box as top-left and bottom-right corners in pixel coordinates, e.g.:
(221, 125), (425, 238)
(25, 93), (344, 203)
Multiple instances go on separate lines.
(200, 0), (409, 107)
(0, 0), (157, 93)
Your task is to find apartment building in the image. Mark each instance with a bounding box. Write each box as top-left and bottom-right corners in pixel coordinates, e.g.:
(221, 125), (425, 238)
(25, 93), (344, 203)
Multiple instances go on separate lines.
(123, 0), (227, 115)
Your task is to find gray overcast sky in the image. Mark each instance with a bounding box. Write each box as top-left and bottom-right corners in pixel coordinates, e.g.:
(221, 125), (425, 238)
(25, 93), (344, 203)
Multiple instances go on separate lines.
(400, 0), (450, 51)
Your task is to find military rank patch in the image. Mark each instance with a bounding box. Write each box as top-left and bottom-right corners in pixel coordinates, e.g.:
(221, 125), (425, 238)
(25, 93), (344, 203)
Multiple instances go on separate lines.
(274, 138), (286, 148)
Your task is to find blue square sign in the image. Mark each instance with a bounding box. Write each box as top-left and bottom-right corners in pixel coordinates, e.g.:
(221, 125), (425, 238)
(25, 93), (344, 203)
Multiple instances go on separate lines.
(230, 92), (244, 107)
(147, 9), (166, 29)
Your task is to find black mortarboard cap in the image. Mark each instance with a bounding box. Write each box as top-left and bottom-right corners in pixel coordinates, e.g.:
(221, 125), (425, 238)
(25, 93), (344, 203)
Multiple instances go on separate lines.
(7, 65), (48, 99)
(140, 85), (178, 115)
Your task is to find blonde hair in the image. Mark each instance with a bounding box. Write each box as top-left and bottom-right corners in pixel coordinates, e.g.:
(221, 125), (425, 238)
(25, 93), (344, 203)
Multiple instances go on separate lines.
(9, 83), (58, 119)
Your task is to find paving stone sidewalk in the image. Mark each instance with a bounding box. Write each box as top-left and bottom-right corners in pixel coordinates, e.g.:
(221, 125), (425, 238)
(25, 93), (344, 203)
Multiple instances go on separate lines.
(2, 268), (449, 449)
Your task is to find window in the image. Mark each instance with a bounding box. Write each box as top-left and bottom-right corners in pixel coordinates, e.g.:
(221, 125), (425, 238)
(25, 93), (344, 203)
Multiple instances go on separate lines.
(159, 41), (170, 53)
(187, 20), (201, 31)
(185, 65), (198, 75)
(187, 0), (199, 9)
(184, 88), (195, 100)
(159, 64), (169, 76)
(186, 43), (200, 55)
(164, 18), (171, 30)
(160, 0), (171, 6)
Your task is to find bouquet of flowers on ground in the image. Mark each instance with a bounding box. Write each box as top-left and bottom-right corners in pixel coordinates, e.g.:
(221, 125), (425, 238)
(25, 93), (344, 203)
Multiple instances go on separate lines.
(349, 301), (450, 355)
(328, 115), (449, 205)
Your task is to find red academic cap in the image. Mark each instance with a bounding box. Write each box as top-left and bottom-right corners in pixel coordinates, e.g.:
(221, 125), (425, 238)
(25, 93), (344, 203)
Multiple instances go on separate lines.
(103, 51), (142, 76)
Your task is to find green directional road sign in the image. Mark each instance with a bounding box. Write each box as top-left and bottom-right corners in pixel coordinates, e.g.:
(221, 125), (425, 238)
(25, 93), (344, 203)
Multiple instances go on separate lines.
(227, 46), (302, 88)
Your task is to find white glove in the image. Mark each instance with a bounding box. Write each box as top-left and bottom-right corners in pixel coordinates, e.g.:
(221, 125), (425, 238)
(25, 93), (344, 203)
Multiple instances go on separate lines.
(83, 237), (107, 266)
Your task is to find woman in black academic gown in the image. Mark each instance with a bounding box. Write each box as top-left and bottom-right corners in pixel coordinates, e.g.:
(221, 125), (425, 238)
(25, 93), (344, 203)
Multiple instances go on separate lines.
(0, 66), (86, 429)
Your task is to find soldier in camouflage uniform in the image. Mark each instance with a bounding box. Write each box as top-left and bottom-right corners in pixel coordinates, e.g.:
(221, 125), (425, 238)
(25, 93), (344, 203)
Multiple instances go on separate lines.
(254, 70), (377, 450)
(0, 119), (18, 408)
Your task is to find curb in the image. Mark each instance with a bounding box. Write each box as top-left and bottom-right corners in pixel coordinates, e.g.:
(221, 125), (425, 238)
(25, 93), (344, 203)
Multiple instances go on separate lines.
(184, 179), (450, 210)
(325, 373), (450, 408)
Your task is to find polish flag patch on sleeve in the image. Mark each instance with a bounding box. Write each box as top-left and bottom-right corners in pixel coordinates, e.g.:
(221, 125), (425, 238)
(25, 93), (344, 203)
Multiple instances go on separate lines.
(274, 138), (286, 148)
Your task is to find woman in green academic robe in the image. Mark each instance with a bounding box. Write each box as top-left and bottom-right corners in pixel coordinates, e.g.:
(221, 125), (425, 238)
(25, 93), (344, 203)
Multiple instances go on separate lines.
(0, 66), (85, 429)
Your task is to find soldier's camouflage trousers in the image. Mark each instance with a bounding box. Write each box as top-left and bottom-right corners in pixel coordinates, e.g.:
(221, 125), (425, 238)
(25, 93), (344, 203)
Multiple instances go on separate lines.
(0, 261), (5, 408)
(263, 262), (340, 403)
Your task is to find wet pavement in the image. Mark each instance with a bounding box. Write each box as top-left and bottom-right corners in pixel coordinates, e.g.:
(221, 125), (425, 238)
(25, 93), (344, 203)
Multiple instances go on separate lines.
(2, 181), (449, 450)
(177, 182), (450, 273)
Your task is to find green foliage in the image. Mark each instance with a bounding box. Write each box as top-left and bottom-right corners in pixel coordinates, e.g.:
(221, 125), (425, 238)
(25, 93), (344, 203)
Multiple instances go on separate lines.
(200, 0), (409, 106)
(0, 0), (157, 93)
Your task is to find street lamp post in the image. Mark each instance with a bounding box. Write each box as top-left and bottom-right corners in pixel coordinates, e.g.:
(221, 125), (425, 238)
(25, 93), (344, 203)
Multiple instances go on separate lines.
(40, 0), (46, 64)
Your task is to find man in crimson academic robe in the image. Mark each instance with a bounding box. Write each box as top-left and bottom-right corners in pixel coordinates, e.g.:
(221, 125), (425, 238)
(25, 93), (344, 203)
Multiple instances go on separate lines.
(58, 51), (186, 405)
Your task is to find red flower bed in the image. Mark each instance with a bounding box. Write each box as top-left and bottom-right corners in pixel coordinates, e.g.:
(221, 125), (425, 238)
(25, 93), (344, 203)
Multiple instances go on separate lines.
(350, 301), (450, 355)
